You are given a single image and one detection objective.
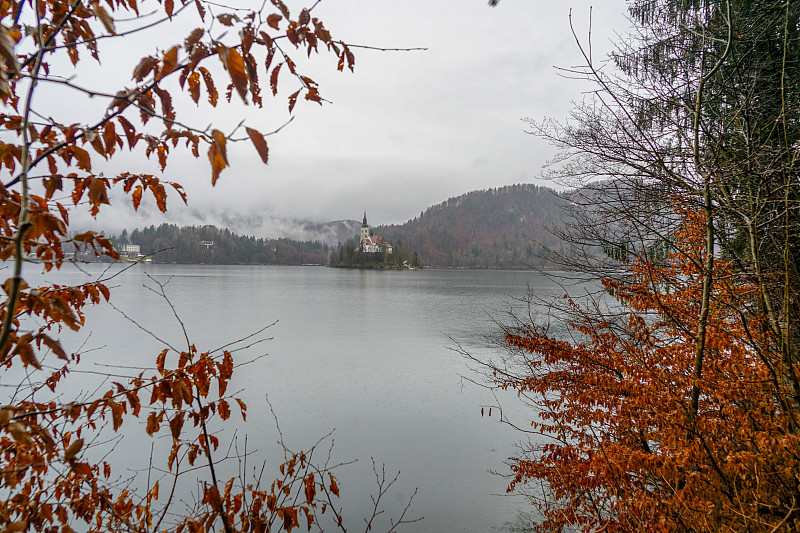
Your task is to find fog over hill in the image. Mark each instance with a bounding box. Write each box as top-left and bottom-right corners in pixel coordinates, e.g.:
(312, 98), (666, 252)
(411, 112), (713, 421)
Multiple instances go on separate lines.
(95, 203), (362, 246)
(104, 183), (574, 268)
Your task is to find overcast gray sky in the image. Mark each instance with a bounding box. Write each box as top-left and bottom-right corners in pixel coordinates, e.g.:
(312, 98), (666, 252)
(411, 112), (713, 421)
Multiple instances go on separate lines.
(64, 0), (631, 236)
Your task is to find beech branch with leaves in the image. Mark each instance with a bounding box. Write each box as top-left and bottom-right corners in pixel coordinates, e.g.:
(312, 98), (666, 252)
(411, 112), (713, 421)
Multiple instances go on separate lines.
(0, 0), (417, 531)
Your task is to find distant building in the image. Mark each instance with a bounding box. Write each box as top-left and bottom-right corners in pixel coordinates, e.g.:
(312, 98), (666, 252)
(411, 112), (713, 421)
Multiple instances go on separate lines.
(359, 213), (393, 254)
(120, 243), (140, 256)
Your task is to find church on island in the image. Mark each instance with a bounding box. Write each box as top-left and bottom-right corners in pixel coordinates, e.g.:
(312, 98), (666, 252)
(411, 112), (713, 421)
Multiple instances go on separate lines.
(360, 212), (393, 254)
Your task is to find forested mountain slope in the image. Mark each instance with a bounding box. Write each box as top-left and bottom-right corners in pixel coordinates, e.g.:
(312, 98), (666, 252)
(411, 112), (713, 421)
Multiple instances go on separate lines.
(374, 184), (569, 268)
(116, 224), (329, 265)
(111, 184), (571, 268)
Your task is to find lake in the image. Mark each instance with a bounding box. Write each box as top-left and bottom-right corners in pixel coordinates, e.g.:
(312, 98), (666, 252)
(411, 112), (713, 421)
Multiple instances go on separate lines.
(22, 264), (569, 532)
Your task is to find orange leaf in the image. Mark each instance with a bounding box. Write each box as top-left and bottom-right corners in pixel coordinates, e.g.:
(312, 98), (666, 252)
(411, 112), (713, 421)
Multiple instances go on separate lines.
(218, 45), (248, 103)
(199, 66), (218, 106)
(102, 121), (118, 156)
(110, 401), (124, 431)
(187, 71), (201, 103)
(145, 412), (159, 435)
(304, 473), (315, 504)
(156, 348), (168, 374)
(118, 116), (139, 148)
(161, 46), (179, 78)
(64, 438), (84, 461)
(70, 146), (92, 171)
(208, 129), (228, 185)
(132, 184), (143, 210)
(4, 521), (27, 533)
(235, 398), (247, 421)
(217, 399), (230, 420)
(245, 127), (269, 164)
(165, 0), (174, 18)
(71, 462), (93, 476)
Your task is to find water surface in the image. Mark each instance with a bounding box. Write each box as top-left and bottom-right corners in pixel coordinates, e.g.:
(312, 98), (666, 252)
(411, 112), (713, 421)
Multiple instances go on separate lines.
(25, 264), (567, 532)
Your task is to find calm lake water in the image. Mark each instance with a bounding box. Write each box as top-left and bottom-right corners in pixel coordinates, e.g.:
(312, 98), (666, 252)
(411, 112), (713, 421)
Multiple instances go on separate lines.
(22, 264), (570, 532)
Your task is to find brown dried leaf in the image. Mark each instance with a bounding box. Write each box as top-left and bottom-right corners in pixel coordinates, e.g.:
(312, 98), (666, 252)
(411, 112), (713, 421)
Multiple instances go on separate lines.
(92, 4), (117, 35)
(194, 0), (205, 20)
(269, 62), (281, 96)
(118, 116), (139, 148)
(287, 88), (300, 113)
(70, 146), (92, 172)
(272, 0), (290, 18)
(132, 56), (157, 82)
(146, 412), (159, 435)
(217, 13), (238, 26)
(85, 129), (106, 157)
(298, 8), (310, 26)
(0, 26), (19, 73)
(88, 177), (110, 209)
(267, 13), (282, 30)
(14, 340), (40, 369)
(40, 334), (68, 360)
(184, 28), (205, 52)
(169, 412), (183, 440)
(245, 127), (269, 164)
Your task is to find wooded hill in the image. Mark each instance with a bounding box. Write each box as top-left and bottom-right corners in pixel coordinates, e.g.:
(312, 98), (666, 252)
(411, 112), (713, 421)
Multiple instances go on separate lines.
(110, 184), (571, 268)
(374, 184), (570, 269)
(113, 224), (329, 265)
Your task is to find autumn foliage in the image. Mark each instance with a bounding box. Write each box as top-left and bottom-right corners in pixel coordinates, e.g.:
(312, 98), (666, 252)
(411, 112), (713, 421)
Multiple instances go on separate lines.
(494, 206), (798, 531)
(0, 0), (376, 531)
(476, 0), (800, 529)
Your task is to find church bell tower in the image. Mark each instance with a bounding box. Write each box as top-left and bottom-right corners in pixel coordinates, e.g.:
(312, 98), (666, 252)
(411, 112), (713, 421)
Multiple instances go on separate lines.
(360, 212), (369, 243)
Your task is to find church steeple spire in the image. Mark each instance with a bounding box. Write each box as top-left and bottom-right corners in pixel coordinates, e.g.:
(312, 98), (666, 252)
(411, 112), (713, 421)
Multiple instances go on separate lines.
(360, 212), (370, 244)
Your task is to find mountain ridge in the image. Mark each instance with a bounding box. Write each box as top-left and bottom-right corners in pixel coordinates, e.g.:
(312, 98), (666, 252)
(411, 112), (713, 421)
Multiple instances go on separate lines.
(113, 183), (570, 268)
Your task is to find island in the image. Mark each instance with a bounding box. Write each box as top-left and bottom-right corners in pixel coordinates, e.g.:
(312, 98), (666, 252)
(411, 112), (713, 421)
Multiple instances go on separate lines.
(329, 213), (421, 270)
